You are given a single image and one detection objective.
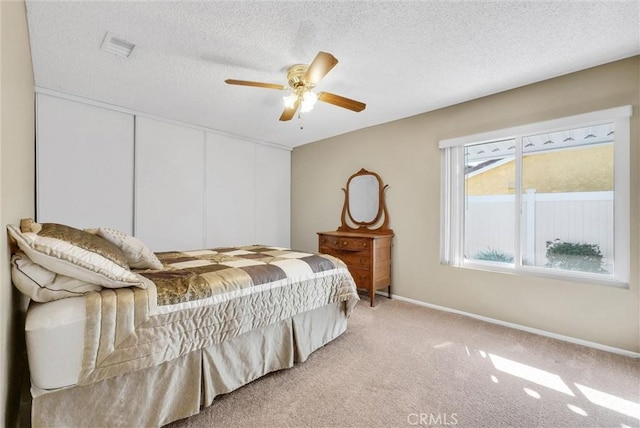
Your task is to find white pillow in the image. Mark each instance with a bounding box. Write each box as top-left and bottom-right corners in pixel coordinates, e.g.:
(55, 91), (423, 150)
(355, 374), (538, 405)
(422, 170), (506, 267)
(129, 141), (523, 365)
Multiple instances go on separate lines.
(11, 251), (102, 302)
(95, 228), (163, 270)
(7, 224), (145, 289)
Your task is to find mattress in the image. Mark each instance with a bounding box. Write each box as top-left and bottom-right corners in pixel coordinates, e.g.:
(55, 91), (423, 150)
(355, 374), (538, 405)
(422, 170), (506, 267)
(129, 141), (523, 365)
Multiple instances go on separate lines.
(25, 297), (351, 394)
(26, 297), (86, 390)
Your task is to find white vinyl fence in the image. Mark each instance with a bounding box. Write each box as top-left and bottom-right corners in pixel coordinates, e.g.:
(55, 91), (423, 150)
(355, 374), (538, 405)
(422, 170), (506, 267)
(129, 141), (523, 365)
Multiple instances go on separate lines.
(464, 191), (613, 270)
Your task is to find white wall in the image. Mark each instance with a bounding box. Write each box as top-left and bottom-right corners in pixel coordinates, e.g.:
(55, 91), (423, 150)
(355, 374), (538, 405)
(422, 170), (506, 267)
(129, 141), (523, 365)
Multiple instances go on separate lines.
(205, 132), (292, 248)
(0, 1), (35, 425)
(36, 93), (292, 251)
(206, 133), (256, 247)
(135, 116), (206, 251)
(292, 57), (640, 353)
(254, 144), (291, 247)
(36, 94), (135, 233)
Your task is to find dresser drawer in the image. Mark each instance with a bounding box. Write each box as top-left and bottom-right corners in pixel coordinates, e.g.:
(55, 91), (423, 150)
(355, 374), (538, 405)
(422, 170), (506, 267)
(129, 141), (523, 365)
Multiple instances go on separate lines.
(319, 235), (371, 251)
(318, 235), (341, 249)
(318, 230), (393, 307)
(337, 236), (370, 251)
(349, 267), (371, 288)
(319, 247), (370, 269)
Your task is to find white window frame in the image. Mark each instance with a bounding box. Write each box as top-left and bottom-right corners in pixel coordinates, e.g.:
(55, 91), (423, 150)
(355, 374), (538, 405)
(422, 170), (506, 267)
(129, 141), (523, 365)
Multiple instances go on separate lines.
(440, 106), (632, 287)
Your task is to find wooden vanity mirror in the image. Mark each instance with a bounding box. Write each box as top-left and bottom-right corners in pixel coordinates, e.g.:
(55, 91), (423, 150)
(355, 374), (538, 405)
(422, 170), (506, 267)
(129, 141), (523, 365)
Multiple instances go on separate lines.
(319, 168), (393, 306)
(339, 168), (392, 234)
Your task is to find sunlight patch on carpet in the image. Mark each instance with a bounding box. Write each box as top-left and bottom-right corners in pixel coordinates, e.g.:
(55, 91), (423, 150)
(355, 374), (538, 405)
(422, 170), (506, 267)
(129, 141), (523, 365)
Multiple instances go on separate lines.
(575, 383), (640, 420)
(567, 404), (588, 416)
(489, 353), (574, 396)
(524, 388), (541, 399)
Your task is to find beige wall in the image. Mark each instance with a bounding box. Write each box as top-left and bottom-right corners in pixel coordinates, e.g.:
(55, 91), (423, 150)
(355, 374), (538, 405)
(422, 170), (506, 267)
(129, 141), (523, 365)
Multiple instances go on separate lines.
(0, 0), (35, 425)
(292, 57), (640, 353)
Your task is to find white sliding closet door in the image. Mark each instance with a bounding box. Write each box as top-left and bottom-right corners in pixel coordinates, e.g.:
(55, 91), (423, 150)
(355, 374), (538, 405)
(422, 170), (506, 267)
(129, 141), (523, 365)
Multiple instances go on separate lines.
(205, 133), (255, 248)
(254, 145), (291, 248)
(36, 94), (134, 233)
(135, 117), (205, 251)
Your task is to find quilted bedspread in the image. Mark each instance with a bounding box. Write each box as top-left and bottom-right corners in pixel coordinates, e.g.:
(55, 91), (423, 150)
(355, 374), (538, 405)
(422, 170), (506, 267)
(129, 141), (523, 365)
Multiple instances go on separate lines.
(78, 246), (359, 386)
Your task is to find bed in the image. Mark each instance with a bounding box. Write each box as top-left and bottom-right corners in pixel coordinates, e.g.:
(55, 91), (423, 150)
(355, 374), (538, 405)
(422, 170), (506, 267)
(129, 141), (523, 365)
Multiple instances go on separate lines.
(8, 221), (359, 427)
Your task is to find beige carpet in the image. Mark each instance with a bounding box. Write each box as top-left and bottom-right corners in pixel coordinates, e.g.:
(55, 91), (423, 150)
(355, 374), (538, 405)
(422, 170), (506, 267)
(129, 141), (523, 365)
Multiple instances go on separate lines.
(167, 296), (640, 428)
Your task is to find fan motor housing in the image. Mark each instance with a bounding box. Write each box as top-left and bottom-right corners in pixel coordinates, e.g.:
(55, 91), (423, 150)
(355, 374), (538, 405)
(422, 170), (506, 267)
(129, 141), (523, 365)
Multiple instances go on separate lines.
(287, 64), (315, 90)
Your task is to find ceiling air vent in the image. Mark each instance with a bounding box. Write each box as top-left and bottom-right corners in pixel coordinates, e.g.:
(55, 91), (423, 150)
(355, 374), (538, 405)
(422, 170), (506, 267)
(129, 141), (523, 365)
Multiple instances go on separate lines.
(101, 32), (135, 57)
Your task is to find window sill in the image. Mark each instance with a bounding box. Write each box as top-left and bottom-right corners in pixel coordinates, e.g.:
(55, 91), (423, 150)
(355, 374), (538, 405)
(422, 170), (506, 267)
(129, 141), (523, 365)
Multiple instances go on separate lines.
(457, 260), (629, 289)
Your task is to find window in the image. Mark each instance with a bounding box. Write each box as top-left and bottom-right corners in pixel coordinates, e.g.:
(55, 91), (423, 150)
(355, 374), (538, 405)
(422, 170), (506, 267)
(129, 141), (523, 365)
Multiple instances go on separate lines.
(440, 106), (631, 286)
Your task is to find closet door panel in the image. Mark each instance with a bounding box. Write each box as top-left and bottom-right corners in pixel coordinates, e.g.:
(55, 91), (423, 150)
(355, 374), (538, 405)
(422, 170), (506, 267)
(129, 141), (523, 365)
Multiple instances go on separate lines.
(205, 134), (255, 248)
(135, 117), (204, 251)
(254, 145), (291, 247)
(36, 94), (134, 233)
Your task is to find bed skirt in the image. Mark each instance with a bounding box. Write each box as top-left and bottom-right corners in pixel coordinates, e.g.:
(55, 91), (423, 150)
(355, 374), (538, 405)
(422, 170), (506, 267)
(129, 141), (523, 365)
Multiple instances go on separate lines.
(31, 301), (349, 427)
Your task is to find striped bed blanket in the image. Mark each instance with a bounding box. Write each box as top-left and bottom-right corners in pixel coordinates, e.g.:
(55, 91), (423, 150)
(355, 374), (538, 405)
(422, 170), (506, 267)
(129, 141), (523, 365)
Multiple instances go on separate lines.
(78, 246), (359, 385)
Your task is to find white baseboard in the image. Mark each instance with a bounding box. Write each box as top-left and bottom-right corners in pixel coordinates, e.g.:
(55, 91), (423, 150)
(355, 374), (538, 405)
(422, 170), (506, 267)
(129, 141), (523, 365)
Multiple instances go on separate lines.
(375, 291), (640, 358)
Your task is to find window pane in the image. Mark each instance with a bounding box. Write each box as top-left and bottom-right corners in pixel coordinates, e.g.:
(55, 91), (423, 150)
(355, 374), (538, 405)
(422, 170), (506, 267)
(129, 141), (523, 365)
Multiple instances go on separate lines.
(521, 124), (614, 275)
(464, 139), (515, 264)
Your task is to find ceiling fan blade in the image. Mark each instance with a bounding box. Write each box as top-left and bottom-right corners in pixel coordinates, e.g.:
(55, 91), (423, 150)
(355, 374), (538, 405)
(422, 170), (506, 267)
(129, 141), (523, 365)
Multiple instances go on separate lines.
(318, 92), (366, 112)
(225, 79), (284, 90)
(303, 52), (338, 85)
(279, 100), (299, 121)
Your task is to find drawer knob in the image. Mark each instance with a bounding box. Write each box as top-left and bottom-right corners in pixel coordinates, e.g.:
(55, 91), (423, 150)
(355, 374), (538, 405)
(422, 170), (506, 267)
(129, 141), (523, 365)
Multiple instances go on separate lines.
(363, 242), (367, 247)
(334, 240), (338, 245)
(342, 241), (347, 246)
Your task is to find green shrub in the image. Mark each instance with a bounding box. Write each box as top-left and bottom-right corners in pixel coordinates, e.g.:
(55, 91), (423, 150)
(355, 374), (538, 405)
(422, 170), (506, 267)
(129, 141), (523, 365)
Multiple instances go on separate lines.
(475, 248), (514, 263)
(545, 239), (606, 273)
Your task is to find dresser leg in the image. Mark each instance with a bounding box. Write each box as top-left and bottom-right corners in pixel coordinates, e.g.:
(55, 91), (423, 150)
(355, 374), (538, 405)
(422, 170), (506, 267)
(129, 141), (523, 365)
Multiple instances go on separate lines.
(387, 285), (392, 299)
(370, 289), (375, 307)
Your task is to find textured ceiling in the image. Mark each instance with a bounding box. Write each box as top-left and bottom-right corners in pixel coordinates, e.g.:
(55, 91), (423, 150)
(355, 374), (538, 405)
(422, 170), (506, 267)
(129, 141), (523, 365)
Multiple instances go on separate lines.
(26, 1), (640, 148)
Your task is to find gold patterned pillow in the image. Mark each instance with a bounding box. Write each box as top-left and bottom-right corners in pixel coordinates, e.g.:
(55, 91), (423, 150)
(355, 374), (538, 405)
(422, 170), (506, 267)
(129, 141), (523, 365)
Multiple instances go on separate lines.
(7, 222), (145, 289)
(38, 223), (130, 269)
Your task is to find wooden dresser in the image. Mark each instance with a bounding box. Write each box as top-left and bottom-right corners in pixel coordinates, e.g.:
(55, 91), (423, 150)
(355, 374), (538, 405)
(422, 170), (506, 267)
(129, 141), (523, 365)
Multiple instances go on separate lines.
(318, 230), (393, 306)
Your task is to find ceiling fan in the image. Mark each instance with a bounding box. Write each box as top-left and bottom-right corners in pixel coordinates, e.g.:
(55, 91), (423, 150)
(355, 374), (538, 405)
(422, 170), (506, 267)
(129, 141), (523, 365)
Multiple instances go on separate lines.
(225, 51), (366, 121)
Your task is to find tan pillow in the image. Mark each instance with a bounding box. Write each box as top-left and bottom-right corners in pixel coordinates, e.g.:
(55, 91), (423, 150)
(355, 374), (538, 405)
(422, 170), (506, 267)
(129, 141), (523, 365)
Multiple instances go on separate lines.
(95, 228), (163, 270)
(11, 251), (102, 302)
(7, 223), (145, 289)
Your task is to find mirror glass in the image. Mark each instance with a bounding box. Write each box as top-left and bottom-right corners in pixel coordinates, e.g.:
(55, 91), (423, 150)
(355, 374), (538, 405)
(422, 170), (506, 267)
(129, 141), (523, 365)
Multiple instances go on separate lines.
(348, 174), (379, 223)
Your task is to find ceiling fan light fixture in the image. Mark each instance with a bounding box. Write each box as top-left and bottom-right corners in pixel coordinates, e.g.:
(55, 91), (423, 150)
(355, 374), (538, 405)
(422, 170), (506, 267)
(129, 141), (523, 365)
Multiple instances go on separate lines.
(300, 91), (318, 113)
(225, 51), (366, 121)
(283, 93), (298, 109)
